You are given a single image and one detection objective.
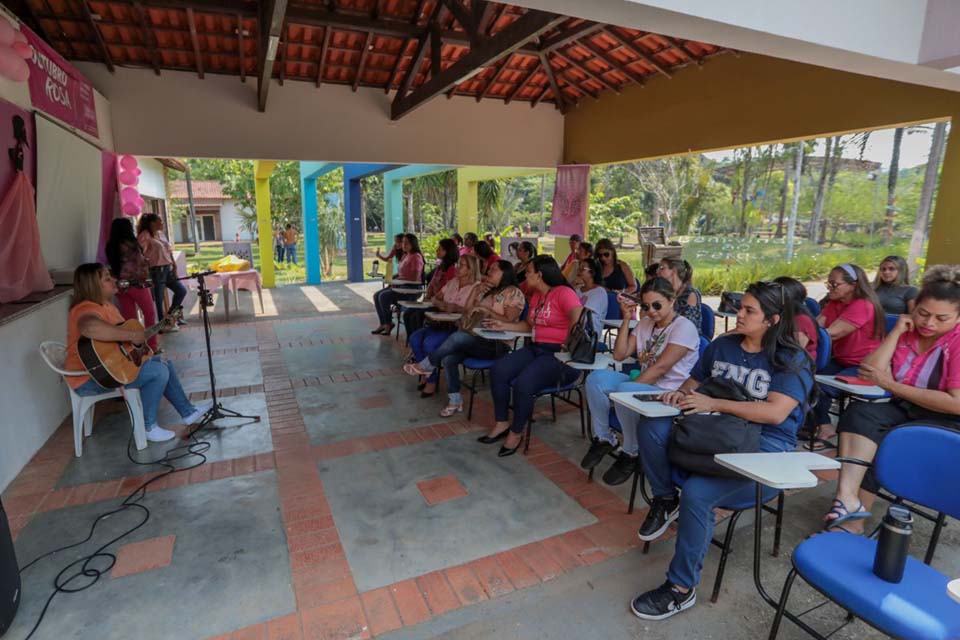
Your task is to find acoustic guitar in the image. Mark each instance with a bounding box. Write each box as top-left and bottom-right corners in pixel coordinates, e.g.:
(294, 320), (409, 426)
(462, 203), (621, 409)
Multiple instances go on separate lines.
(77, 310), (178, 389)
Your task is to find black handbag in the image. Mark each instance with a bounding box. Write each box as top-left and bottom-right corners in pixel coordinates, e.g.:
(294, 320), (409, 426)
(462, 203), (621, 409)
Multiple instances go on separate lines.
(718, 291), (743, 314)
(563, 308), (599, 364)
(667, 377), (762, 478)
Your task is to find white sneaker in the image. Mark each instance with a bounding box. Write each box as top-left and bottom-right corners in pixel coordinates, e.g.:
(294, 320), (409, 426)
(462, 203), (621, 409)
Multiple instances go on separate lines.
(183, 401), (214, 425)
(146, 426), (177, 442)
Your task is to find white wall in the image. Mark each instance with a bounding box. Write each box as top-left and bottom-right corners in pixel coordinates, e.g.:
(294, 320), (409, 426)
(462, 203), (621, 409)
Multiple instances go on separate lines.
(136, 157), (167, 200)
(75, 64), (564, 168)
(0, 296), (72, 491)
(219, 201), (251, 241)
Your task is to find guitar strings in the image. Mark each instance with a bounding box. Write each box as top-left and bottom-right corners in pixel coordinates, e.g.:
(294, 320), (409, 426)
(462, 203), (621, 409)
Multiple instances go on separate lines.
(16, 424), (213, 640)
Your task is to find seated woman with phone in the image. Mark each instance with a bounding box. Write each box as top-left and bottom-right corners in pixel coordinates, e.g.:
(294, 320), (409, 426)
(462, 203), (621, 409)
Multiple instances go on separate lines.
(825, 265), (960, 533)
(625, 281), (813, 622)
(580, 278), (700, 485)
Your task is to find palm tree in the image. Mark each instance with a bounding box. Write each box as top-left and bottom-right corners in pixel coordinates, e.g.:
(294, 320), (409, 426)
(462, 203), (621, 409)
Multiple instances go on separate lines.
(908, 122), (948, 272)
(882, 127), (905, 242)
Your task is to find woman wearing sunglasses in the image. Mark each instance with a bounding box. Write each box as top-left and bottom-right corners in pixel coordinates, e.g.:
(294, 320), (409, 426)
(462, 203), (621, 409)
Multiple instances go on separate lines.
(580, 277), (700, 484)
(595, 238), (637, 292)
(811, 263), (886, 445)
(576, 257), (608, 337)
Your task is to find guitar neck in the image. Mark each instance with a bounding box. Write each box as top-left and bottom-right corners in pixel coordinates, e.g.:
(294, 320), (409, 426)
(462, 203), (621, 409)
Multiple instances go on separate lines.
(144, 313), (174, 339)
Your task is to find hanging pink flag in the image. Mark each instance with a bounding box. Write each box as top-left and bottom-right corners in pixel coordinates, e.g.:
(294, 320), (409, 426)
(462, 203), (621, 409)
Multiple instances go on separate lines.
(0, 172), (54, 302)
(549, 164), (590, 236)
(97, 150), (118, 264)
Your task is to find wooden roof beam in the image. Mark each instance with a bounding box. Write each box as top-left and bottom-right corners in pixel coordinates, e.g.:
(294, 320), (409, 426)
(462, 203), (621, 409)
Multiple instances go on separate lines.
(552, 47), (619, 94)
(257, 0), (289, 112)
(132, 2), (161, 75)
(353, 31), (373, 91)
(660, 35), (702, 65)
(476, 56), (510, 101)
(186, 8), (204, 78)
(237, 13), (246, 82)
(538, 51), (565, 111)
(440, 0), (476, 41)
(605, 27), (671, 79)
(538, 20), (602, 54)
(578, 38), (645, 87)
(80, 0), (115, 72)
(504, 57), (539, 104)
(391, 9), (565, 120)
(316, 26), (331, 86)
(485, 3), (506, 37)
(34, 0), (78, 58)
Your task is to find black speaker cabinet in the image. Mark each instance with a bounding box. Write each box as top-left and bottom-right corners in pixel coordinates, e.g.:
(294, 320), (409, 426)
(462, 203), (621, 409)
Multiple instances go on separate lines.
(0, 498), (20, 637)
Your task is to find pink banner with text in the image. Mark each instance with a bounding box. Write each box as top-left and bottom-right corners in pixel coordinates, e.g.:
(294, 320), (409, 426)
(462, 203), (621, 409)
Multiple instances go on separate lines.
(549, 164), (590, 237)
(22, 26), (98, 139)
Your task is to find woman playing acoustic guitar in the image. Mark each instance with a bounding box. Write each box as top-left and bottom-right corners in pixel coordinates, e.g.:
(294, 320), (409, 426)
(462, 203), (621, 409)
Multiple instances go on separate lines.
(64, 263), (211, 443)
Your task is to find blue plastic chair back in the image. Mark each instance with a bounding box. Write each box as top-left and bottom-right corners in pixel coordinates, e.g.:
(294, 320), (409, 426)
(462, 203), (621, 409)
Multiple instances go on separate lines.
(815, 327), (831, 372)
(875, 425), (960, 520)
(804, 297), (821, 317)
(885, 314), (898, 334)
(698, 336), (710, 359)
(699, 303), (715, 338)
(519, 300), (529, 321)
(605, 291), (621, 321)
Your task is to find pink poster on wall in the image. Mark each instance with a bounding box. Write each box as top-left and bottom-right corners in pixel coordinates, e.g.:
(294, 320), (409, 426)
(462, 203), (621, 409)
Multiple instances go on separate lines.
(549, 164), (590, 237)
(21, 26), (98, 138)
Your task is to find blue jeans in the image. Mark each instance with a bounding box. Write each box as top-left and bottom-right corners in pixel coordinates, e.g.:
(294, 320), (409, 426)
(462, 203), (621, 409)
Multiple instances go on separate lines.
(285, 244), (297, 264)
(275, 244), (284, 263)
(409, 327), (455, 384)
(584, 369), (659, 454)
(635, 414), (787, 589)
(74, 357), (196, 429)
(422, 331), (504, 399)
(813, 359), (858, 425)
(150, 265), (187, 316)
(490, 343), (580, 433)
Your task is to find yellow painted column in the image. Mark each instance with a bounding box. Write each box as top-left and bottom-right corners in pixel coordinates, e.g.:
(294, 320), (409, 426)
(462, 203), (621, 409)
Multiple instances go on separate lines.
(253, 160), (277, 287)
(456, 170), (478, 235)
(925, 115), (960, 267)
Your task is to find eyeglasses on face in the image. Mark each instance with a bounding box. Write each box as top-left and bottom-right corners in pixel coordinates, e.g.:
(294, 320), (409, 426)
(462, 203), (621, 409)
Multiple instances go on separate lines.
(826, 281), (846, 290)
(640, 301), (664, 312)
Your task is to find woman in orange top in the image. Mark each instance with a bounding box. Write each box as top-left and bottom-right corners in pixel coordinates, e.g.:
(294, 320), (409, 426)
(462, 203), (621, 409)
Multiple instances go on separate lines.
(65, 263), (211, 442)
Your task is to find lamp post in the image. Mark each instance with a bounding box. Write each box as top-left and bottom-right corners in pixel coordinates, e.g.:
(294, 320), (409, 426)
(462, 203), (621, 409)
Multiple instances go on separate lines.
(866, 170), (882, 249)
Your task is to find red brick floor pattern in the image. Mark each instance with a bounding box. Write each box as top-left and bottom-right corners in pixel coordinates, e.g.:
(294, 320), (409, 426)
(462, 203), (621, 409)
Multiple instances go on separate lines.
(111, 534), (177, 579)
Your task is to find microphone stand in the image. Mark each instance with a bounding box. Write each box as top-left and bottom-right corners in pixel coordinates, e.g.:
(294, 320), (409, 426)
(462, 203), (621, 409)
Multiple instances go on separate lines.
(178, 270), (260, 438)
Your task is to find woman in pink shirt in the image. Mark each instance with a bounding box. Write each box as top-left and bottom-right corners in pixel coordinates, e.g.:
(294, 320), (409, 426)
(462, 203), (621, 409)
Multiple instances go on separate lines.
(825, 265), (960, 532)
(137, 213), (187, 329)
(811, 263), (886, 445)
(480, 255), (584, 456)
(372, 234), (425, 335)
(402, 238), (459, 337)
(405, 254), (482, 397)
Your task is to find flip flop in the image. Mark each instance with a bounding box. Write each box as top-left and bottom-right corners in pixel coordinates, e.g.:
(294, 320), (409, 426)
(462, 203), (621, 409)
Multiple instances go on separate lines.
(823, 498), (870, 530)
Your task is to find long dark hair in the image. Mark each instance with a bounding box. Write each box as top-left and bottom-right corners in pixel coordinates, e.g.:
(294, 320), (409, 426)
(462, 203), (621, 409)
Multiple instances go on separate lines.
(640, 276), (675, 300)
(530, 255), (571, 289)
(105, 218), (139, 278)
(136, 213), (160, 237)
(831, 263), (885, 339)
(773, 276), (814, 324)
(452, 233), (464, 247)
(745, 281), (813, 377)
(482, 259), (518, 299)
(518, 241), (537, 260)
(474, 241), (493, 259)
(437, 238), (458, 272)
(403, 233), (422, 256)
(594, 238), (618, 265)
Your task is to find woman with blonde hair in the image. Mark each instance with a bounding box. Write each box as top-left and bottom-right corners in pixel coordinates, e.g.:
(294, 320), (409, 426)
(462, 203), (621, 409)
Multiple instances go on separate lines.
(873, 255), (918, 314)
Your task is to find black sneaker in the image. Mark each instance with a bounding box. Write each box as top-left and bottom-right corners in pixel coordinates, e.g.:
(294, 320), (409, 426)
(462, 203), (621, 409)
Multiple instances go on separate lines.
(638, 496), (680, 542)
(630, 580), (696, 620)
(601, 452), (638, 486)
(579, 439), (616, 470)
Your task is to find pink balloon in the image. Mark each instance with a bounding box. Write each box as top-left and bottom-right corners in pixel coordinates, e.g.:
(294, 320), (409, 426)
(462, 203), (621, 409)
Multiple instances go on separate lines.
(122, 202), (140, 216)
(118, 170), (138, 186)
(120, 186), (139, 203)
(119, 155), (138, 171)
(135, 197), (145, 209)
(0, 48), (29, 82)
(0, 21), (15, 47)
(11, 41), (30, 59)
(134, 168), (142, 176)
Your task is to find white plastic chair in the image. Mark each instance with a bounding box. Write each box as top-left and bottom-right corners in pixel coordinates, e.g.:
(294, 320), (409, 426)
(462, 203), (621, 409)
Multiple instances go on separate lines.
(39, 341), (148, 456)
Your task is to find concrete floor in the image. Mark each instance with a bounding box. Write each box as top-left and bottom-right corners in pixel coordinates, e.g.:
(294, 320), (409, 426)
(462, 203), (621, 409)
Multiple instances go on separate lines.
(5, 281), (955, 640)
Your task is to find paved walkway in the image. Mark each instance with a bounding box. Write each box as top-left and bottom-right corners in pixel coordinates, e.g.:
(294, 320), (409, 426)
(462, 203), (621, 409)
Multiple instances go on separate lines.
(4, 282), (950, 639)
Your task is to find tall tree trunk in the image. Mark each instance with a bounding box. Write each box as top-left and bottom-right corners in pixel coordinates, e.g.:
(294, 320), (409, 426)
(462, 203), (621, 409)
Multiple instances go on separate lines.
(406, 189), (415, 233)
(809, 137), (833, 242)
(738, 147), (753, 237)
(883, 127), (904, 242)
(908, 122), (948, 273)
(821, 135), (843, 244)
(776, 167), (788, 238)
(786, 143), (804, 261)
(539, 174), (546, 237)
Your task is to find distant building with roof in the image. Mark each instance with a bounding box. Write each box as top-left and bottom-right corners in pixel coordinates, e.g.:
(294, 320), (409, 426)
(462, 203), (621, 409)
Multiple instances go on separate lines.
(167, 180), (251, 243)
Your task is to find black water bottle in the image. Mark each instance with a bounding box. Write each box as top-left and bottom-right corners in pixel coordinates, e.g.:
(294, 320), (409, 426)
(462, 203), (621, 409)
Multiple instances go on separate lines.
(873, 505), (913, 583)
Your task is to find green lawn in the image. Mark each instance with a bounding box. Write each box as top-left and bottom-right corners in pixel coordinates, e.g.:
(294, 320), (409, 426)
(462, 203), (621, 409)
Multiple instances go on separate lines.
(178, 231), (911, 293)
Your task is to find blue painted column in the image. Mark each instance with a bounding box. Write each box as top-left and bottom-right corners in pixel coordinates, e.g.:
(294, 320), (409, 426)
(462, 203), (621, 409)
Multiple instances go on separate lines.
(301, 175), (320, 285)
(344, 173), (364, 282)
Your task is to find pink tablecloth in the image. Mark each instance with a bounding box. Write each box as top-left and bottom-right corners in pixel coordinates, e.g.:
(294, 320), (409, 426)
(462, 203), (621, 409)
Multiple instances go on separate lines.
(196, 270), (263, 320)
